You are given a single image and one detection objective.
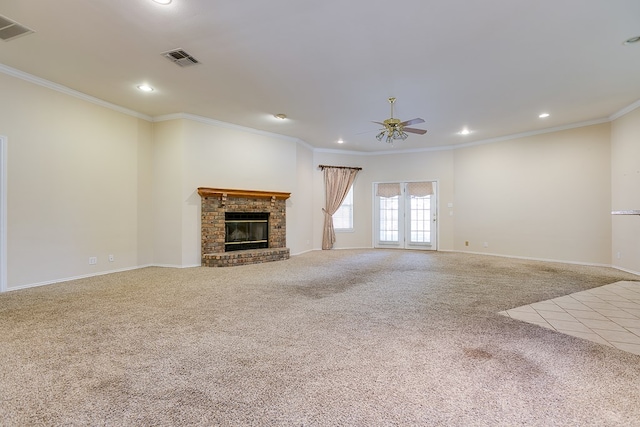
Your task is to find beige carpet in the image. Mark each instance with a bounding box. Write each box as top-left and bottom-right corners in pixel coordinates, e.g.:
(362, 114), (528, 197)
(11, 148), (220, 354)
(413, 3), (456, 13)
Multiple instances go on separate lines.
(0, 250), (639, 426)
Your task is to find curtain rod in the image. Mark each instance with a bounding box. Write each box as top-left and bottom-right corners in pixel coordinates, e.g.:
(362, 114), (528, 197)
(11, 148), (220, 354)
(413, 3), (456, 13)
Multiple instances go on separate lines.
(318, 165), (363, 171)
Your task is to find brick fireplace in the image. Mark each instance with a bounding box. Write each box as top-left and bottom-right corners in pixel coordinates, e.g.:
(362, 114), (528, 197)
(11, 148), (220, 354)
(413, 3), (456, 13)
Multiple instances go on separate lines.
(197, 188), (291, 267)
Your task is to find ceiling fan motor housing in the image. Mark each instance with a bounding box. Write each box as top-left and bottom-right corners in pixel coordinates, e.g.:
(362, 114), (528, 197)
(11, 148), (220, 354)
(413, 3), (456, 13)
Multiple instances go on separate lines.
(383, 118), (402, 132)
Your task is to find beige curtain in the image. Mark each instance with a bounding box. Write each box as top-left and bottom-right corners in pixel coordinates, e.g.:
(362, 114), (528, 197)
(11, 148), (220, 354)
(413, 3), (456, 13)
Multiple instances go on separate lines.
(407, 181), (434, 197)
(376, 183), (401, 197)
(322, 167), (360, 250)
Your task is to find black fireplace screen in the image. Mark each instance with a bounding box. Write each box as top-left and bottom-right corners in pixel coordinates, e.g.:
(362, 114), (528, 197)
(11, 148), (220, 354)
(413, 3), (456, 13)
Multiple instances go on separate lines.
(225, 212), (269, 252)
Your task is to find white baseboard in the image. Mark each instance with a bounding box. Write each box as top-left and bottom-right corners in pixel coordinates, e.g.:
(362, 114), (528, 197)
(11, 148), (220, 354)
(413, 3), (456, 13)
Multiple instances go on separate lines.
(331, 246), (374, 251)
(7, 251), (637, 293)
(290, 249), (315, 256)
(6, 265), (148, 292)
(293, 247), (373, 254)
(611, 265), (640, 277)
(4, 263), (206, 292)
(453, 249), (614, 269)
(152, 263), (201, 269)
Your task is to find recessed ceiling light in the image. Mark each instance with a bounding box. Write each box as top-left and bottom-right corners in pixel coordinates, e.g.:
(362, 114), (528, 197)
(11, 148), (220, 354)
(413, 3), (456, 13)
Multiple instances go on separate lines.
(623, 36), (640, 45)
(274, 113), (287, 120)
(137, 84), (154, 92)
(458, 128), (471, 135)
(539, 113), (550, 118)
(152, 0), (172, 4)
(337, 139), (344, 144)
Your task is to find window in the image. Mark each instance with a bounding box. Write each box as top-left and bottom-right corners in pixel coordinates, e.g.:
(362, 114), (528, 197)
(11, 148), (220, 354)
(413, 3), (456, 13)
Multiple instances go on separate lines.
(333, 186), (353, 231)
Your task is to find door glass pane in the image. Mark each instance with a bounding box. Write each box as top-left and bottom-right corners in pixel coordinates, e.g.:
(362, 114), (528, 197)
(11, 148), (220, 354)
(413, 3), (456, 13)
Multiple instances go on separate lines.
(409, 195), (431, 243)
(379, 195), (399, 242)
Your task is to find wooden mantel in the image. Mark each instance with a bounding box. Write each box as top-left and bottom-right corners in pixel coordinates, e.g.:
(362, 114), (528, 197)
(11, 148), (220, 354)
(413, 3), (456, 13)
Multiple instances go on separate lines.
(197, 187), (291, 200)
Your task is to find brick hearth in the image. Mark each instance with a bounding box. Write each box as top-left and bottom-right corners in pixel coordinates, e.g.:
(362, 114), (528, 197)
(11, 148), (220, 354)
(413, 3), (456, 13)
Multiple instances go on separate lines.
(197, 188), (291, 267)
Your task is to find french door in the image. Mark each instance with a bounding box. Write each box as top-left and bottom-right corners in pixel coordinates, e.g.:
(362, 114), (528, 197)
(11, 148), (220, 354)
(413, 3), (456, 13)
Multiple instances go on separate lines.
(373, 181), (437, 250)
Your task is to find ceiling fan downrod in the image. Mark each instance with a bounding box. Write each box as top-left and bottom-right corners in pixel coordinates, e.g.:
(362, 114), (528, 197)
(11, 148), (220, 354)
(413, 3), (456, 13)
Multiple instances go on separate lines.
(388, 97), (396, 119)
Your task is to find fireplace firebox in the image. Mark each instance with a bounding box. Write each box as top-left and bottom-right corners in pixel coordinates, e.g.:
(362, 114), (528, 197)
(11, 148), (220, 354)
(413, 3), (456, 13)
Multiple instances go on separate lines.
(225, 212), (269, 252)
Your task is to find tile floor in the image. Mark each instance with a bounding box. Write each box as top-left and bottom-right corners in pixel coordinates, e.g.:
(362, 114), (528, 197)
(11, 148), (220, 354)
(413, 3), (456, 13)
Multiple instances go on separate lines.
(499, 281), (640, 356)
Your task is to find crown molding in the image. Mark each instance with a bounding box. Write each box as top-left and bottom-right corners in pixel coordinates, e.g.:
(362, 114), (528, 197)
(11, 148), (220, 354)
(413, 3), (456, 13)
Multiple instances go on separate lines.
(323, 99), (639, 155)
(610, 99), (640, 121)
(294, 138), (315, 152)
(153, 112), (305, 146)
(314, 144), (453, 156)
(313, 147), (376, 156)
(314, 116), (613, 156)
(451, 117), (611, 150)
(3, 62), (638, 155)
(0, 63), (153, 121)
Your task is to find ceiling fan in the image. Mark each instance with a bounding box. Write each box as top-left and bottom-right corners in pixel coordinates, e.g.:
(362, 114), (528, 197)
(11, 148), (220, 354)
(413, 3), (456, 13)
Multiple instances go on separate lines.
(374, 97), (427, 143)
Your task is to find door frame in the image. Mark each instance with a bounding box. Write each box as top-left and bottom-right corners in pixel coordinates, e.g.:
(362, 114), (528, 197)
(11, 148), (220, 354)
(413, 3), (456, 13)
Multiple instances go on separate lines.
(372, 180), (439, 251)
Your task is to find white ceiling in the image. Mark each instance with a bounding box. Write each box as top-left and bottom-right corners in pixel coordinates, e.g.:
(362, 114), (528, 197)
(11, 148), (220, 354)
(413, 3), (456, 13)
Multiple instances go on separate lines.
(1, 0), (639, 152)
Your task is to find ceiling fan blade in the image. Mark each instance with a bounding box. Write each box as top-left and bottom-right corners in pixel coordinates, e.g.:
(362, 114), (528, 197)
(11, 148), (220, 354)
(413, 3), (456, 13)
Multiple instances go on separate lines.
(372, 121), (386, 126)
(400, 118), (425, 126)
(404, 127), (428, 135)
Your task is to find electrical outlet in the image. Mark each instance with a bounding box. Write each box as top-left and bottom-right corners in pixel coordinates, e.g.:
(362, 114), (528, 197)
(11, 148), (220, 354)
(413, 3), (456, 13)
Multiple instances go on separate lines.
(89, 256), (97, 265)
(617, 252), (621, 259)
(109, 254), (114, 262)
(465, 241), (469, 246)
(483, 242), (489, 248)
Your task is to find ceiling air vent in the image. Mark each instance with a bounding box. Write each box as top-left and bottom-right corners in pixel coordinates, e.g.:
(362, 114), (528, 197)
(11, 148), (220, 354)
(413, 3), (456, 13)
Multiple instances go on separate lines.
(0, 14), (34, 41)
(161, 49), (200, 67)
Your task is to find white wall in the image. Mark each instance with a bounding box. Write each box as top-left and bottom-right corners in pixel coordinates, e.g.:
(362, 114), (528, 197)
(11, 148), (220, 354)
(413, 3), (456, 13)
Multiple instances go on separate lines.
(2, 67), (638, 289)
(366, 150), (456, 251)
(291, 143), (315, 254)
(611, 107), (640, 274)
(156, 117), (301, 266)
(311, 149), (455, 251)
(312, 151), (368, 249)
(0, 135), (6, 292)
(151, 119), (184, 267)
(0, 73), (151, 288)
(137, 120), (154, 266)
(454, 123), (612, 265)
